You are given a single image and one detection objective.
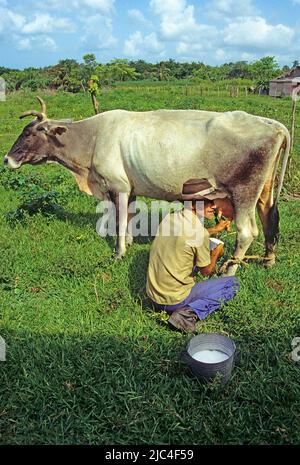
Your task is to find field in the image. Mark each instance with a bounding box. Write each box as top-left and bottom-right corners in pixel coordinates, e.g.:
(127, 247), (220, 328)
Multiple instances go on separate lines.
(0, 86), (300, 445)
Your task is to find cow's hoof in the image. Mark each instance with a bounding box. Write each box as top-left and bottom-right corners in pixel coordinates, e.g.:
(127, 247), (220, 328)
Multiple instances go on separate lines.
(125, 234), (133, 246)
(221, 264), (238, 277)
(219, 259), (241, 275)
(264, 257), (275, 268)
(115, 253), (125, 260)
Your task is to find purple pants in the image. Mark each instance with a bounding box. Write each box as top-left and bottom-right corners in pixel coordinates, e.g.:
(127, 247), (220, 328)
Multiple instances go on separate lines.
(151, 277), (240, 320)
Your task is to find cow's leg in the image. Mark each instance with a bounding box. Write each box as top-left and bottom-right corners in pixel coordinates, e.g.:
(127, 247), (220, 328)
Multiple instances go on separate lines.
(224, 207), (259, 276)
(110, 191), (129, 259)
(126, 195), (136, 247)
(257, 179), (279, 268)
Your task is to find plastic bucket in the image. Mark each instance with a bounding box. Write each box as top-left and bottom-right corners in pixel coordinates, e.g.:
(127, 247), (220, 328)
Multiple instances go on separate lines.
(181, 333), (236, 384)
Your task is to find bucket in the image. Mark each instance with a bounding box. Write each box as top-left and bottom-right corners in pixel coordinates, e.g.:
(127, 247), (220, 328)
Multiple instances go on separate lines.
(181, 333), (236, 384)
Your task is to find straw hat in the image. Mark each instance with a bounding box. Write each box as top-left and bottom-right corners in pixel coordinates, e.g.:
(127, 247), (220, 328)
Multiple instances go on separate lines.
(181, 178), (228, 201)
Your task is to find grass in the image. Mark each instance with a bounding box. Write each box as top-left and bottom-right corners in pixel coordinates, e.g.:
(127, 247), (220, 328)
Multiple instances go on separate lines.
(0, 87), (300, 445)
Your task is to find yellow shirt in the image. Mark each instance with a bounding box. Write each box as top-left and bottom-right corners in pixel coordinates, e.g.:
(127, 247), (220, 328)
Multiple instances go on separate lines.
(146, 209), (211, 305)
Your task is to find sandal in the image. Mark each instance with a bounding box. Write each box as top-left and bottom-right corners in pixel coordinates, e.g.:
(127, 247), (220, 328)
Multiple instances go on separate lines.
(168, 306), (198, 333)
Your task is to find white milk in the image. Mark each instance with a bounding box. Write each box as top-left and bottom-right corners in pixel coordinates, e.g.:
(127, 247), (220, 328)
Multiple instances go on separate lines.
(192, 349), (228, 364)
(209, 238), (224, 251)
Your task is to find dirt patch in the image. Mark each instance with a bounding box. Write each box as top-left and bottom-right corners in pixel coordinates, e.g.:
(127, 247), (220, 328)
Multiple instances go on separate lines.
(267, 279), (285, 292)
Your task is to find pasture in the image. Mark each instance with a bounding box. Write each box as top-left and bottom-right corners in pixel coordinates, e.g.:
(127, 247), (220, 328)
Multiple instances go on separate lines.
(0, 87), (300, 445)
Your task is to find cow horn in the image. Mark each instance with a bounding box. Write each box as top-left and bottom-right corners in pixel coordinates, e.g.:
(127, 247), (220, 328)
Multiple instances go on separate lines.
(19, 111), (45, 121)
(36, 96), (47, 115)
(19, 96), (47, 122)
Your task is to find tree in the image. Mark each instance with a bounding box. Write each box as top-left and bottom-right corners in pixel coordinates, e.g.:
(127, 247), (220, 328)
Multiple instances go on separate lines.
(250, 56), (281, 90)
(88, 75), (100, 114)
(192, 63), (213, 81)
(157, 61), (172, 81)
(106, 59), (139, 82)
(281, 65), (290, 74)
(227, 61), (251, 79)
(81, 54), (98, 86)
(83, 54), (97, 70)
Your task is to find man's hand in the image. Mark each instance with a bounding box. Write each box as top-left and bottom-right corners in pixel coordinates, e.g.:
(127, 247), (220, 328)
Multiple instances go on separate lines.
(207, 217), (231, 235)
(211, 243), (224, 258)
(199, 243), (224, 276)
(214, 219), (231, 233)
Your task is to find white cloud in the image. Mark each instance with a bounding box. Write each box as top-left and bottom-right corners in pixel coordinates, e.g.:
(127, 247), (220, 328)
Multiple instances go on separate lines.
(176, 41), (203, 54)
(124, 31), (143, 56)
(0, 8), (26, 33)
(150, 0), (188, 16)
(128, 9), (151, 26)
(144, 32), (164, 53)
(33, 0), (115, 13)
(150, 0), (199, 40)
(204, 0), (259, 20)
(81, 0), (115, 13)
(17, 37), (31, 50)
(240, 51), (256, 61)
(150, 0), (218, 45)
(224, 16), (295, 51)
(80, 14), (117, 51)
(15, 35), (58, 52)
(44, 36), (58, 51)
(215, 48), (228, 61)
(0, 6), (75, 37)
(21, 13), (75, 34)
(124, 31), (164, 57)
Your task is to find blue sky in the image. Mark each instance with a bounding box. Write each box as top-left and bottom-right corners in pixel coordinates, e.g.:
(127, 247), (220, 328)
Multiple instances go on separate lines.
(0, 0), (300, 69)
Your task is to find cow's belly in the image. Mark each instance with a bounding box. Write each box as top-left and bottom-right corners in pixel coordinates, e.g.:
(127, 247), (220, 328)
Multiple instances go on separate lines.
(122, 135), (212, 199)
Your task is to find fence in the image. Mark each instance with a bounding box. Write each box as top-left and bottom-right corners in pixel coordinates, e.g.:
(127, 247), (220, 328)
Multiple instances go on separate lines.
(113, 84), (258, 98)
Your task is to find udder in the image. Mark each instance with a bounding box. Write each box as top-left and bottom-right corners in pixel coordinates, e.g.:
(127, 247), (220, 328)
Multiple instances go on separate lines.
(214, 198), (234, 220)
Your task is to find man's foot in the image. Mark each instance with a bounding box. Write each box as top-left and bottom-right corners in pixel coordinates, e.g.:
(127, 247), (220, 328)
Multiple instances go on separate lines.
(168, 306), (197, 333)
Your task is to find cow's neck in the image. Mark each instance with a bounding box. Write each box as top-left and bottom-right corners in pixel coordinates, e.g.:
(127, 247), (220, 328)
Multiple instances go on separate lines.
(47, 117), (99, 175)
(47, 116), (104, 197)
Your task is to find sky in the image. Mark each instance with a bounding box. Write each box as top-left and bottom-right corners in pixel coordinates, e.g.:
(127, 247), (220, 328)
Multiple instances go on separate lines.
(0, 0), (300, 69)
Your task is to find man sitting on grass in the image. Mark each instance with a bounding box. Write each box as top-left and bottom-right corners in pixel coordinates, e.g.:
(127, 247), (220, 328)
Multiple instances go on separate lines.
(146, 180), (240, 333)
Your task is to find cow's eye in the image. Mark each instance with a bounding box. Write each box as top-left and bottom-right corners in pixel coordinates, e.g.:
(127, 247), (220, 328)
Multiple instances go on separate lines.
(37, 127), (47, 133)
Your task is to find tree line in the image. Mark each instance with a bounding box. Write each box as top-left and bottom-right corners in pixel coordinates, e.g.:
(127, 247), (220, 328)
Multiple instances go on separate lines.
(0, 55), (298, 93)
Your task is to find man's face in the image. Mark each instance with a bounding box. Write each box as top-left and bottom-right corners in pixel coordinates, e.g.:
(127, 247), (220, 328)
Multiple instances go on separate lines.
(203, 200), (217, 220)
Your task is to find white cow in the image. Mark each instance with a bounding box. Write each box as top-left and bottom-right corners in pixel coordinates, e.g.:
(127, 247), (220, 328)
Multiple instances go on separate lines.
(4, 97), (290, 275)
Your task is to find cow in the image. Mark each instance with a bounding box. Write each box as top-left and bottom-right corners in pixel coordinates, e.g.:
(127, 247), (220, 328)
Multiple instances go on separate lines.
(3, 97), (290, 276)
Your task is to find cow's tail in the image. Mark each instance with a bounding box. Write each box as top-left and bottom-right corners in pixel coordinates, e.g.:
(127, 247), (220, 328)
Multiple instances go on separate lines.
(274, 127), (291, 205)
(265, 203), (280, 247)
(264, 127), (290, 249)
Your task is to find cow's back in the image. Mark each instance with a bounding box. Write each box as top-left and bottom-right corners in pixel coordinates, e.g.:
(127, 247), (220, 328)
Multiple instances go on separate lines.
(92, 109), (283, 200)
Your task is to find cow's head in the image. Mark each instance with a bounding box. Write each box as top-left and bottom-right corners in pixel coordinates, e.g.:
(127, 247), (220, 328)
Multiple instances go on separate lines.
(4, 97), (68, 169)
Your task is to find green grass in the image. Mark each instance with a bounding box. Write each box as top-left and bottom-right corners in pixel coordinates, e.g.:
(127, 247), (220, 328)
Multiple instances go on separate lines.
(0, 88), (300, 445)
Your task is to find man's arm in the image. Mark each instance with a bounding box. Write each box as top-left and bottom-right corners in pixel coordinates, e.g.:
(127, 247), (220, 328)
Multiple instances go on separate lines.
(207, 219), (231, 235)
(197, 244), (224, 277)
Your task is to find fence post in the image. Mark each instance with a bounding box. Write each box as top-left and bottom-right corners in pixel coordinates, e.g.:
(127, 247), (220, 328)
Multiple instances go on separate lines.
(0, 77), (5, 101)
(289, 83), (300, 175)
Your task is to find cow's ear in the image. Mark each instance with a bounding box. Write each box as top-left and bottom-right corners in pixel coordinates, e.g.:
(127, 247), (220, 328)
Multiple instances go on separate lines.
(50, 126), (68, 136)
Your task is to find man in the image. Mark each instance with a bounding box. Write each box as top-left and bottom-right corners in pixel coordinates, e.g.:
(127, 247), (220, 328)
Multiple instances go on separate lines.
(146, 179), (240, 333)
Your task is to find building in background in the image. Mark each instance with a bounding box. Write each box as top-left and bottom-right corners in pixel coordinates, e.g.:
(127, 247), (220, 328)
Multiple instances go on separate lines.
(269, 66), (300, 97)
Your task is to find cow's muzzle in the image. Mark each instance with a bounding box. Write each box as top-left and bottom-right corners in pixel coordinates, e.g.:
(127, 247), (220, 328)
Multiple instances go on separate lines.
(3, 155), (22, 169)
